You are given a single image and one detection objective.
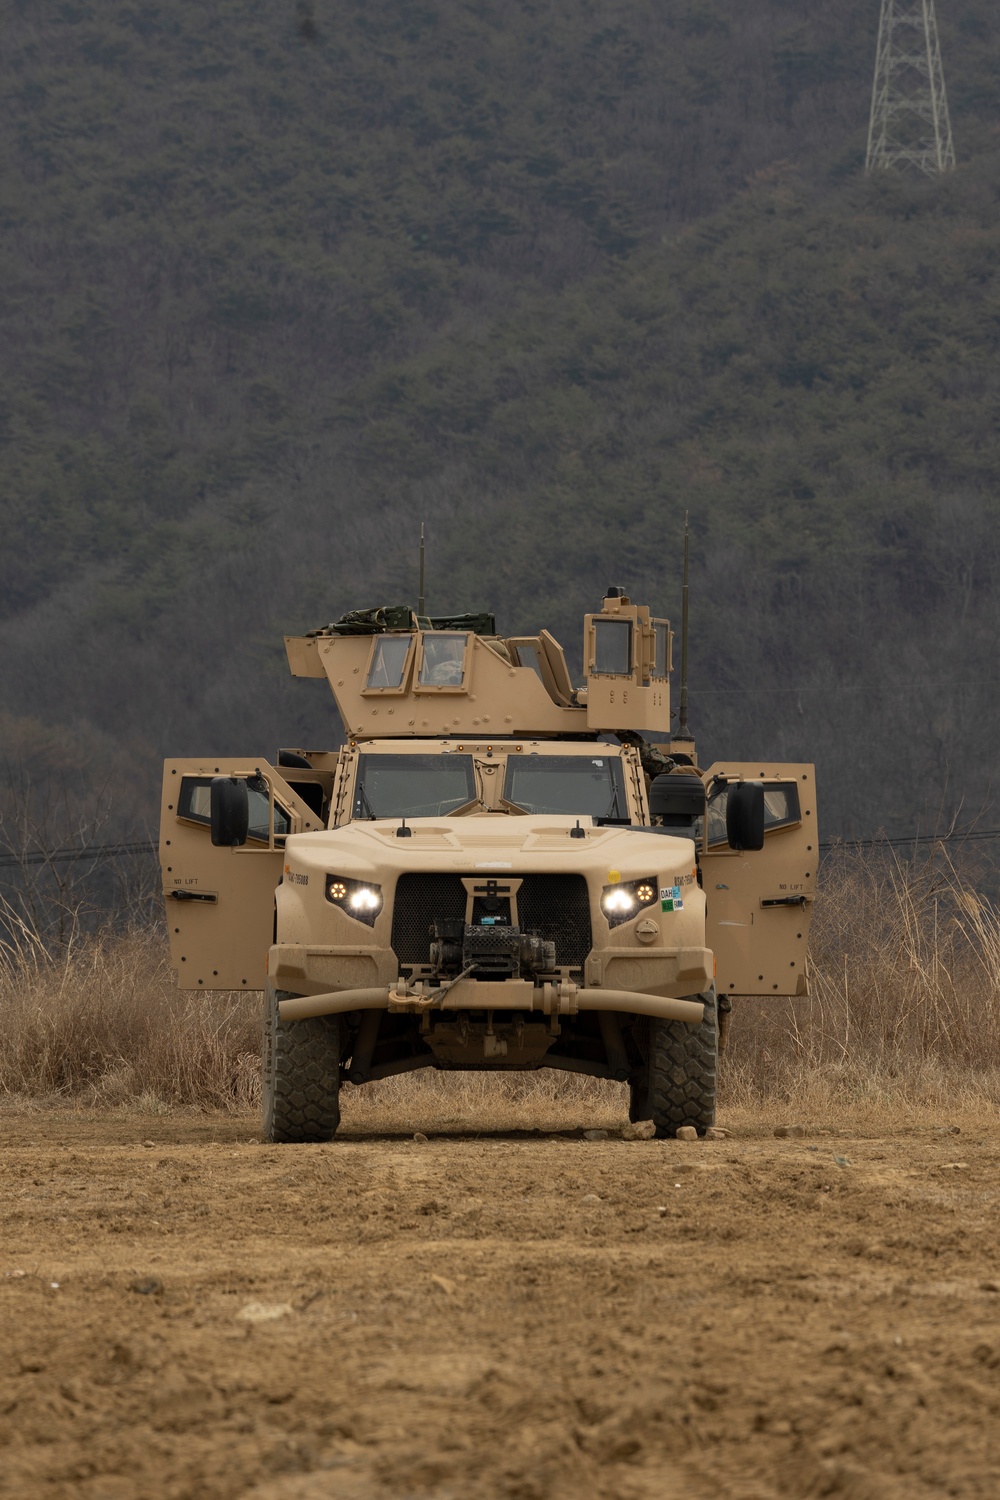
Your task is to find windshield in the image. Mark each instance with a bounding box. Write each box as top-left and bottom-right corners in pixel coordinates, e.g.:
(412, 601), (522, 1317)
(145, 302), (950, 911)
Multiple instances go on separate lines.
(353, 754), (477, 818)
(503, 755), (627, 819)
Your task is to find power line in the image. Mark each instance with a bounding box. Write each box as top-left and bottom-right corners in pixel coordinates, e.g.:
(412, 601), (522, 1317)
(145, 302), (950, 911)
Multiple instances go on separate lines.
(0, 839), (157, 869)
(819, 829), (1000, 852)
(690, 680), (997, 696)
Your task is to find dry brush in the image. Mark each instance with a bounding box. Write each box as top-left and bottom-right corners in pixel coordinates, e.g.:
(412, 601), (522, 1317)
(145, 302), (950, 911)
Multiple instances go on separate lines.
(2, 847), (999, 1123)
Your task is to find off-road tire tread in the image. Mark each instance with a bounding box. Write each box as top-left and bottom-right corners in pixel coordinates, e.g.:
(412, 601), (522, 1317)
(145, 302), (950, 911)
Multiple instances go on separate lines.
(630, 988), (718, 1138)
(263, 985), (341, 1143)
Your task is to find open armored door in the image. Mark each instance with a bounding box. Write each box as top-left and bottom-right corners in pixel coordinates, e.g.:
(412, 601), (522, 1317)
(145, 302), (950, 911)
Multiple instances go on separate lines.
(159, 759), (330, 990)
(700, 763), (817, 998)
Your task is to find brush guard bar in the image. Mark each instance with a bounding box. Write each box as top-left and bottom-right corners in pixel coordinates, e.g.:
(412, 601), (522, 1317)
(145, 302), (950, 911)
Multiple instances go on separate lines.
(277, 979), (705, 1025)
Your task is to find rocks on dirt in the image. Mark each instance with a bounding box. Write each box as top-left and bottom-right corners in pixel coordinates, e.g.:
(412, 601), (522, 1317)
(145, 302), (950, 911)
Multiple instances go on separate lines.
(412, 1132), (429, 1144)
(583, 1129), (609, 1141)
(582, 1192), (602, 1203)
(774, 1125), (805, 1138)
(620, 1120), (655, 1141)
(675, 1126), (699, 1141)
(129, 1277), (164, 1296)
(705, 1126), (729, 1140)
(430, 1274), (457, 1295)
(236, 1302), (294, 1323)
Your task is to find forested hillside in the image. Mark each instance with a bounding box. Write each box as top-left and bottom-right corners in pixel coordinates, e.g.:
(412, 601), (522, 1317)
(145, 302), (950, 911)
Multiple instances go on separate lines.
(3, 0), (1000, 870)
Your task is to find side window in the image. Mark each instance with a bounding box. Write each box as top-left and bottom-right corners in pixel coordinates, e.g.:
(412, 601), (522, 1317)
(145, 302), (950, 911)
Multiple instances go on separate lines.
(513, 642), (546, 684)
(365, 634), (413, 691)
(706, 781), (801, 848)
(417, 633), (468, 688)
(652, 621), (671, 680)
(177, 777), (291, 844)
(592, 619), (632, 675)
(761, 784), (800, 830)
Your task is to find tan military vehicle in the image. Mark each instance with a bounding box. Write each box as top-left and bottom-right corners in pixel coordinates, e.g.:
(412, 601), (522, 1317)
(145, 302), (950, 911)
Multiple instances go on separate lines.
(160, 589), (816, 1140)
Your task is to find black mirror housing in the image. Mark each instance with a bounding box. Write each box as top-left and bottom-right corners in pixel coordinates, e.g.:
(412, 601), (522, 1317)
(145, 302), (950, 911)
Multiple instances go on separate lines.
(649, 773), (706, 829)
(726, 782), (765, 851)
(211, 776), (250, 847)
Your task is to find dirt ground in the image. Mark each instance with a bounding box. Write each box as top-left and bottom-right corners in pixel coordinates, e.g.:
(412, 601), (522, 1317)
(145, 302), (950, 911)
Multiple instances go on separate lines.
(2, 1100), (999, 1500)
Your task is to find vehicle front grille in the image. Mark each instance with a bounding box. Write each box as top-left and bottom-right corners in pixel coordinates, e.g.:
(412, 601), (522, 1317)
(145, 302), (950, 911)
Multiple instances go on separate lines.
(391, 872), (592, 971)
(392, 875), (467, 966)
(517, 874), (592, 968)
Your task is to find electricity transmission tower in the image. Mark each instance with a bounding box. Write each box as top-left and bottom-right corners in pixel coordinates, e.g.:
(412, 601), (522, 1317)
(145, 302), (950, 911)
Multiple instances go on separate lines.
(866, 0), (956, 173)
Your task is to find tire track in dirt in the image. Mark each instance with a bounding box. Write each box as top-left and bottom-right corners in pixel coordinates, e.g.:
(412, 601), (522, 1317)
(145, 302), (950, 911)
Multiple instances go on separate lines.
(2, 1112), (999, 1499)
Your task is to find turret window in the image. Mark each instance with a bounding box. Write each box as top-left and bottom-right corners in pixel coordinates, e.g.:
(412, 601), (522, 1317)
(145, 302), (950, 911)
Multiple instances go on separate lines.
(365, 634), (413, 690)
(593, 619), (632, 676)
(417, 632), (468, 688)
(653, 621), (671, 680)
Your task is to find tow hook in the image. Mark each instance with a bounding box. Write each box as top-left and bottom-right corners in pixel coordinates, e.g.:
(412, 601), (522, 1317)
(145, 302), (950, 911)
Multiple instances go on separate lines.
(388, 966), (476, 1012)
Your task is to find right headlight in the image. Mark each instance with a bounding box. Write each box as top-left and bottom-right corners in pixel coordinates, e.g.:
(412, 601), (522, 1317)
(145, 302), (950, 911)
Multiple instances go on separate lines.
(601, 877), (658, 929)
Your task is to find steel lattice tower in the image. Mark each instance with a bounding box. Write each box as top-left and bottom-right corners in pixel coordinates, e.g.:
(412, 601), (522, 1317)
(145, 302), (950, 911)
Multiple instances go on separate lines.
(866, 0), (955, 173)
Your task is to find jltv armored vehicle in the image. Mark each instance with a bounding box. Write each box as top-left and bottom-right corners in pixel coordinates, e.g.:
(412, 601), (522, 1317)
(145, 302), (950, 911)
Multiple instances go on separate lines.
(160, 589), (815, 1140)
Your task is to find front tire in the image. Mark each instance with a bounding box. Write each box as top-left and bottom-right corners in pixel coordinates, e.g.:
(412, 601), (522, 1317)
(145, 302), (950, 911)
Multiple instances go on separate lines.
(629, 987), (718, 1138)
(262, 982), (342, 1143)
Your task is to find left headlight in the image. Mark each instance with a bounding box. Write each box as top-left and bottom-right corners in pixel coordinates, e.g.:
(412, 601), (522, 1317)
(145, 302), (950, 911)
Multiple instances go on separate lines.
(601, 877), (658, 929)
(325, 875), (383, 927)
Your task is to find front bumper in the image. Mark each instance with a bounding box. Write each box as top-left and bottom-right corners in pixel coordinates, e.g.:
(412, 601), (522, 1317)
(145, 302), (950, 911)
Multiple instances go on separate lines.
(268, 941), (712, 999)
(269, 940), (713, 1026)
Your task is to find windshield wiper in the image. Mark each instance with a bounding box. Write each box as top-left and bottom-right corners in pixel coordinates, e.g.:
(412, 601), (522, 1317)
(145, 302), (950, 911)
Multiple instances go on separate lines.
(355, 783), (377, 820)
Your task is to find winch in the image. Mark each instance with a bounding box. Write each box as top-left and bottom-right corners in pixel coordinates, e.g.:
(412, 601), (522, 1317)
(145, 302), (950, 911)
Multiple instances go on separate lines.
(430, 916), (556, 979)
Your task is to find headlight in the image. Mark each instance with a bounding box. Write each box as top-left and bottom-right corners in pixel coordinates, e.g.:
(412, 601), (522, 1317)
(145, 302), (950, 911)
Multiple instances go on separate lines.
(325, 875), (383, 926)
(601, 876), (658, 929)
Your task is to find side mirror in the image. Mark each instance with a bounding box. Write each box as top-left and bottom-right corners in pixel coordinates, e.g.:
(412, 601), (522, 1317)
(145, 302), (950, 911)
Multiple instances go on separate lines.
(648, 773), (706, 829)
(211, 776), (249, 847)
(726, 782), (765, 851)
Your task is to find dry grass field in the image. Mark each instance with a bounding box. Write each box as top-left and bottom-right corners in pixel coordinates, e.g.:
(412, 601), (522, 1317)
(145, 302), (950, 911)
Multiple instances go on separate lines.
(2, 849), (999, 1498)
(3, 846), (999, 1120)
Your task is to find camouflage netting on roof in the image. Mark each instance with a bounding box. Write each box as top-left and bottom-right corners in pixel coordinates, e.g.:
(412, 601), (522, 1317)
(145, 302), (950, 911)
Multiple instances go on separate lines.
(307, 605), (416, 637)
(307, 608), (497, 637)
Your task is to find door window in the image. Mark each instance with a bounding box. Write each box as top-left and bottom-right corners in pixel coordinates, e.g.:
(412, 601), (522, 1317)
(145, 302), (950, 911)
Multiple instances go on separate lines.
(706, 780), (800, 848)
(177, 777), (291, 844)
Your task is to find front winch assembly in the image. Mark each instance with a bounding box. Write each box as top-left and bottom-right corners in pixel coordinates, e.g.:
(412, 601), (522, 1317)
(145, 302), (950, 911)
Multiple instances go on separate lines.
(462, 923), (522, 977)
(429, 916), (556, 980)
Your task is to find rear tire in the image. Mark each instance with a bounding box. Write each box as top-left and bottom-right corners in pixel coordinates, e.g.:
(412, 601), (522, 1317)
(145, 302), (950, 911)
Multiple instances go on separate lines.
(262, 982), (342, 1143)
(629, 988), (717, 1138)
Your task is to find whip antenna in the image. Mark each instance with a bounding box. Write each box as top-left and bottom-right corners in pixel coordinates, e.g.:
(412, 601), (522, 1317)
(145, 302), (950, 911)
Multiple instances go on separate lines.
(678, 513), (691, 741)
(417, 522), (426, 617)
